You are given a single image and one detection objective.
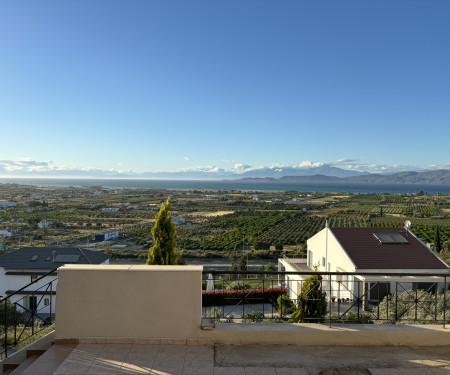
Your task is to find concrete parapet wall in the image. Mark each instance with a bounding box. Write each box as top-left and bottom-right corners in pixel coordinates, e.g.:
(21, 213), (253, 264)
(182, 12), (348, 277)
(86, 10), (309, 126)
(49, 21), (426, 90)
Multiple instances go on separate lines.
(200, 323), (450, 346)
(55, 265), (202, 340)
(54, 265), (449, 346)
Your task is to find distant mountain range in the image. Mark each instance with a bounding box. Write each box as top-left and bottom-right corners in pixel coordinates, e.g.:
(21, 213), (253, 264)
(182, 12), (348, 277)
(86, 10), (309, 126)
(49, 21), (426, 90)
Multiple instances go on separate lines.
(111, 165), (367, 180)
(2, 164), (449, 185)
(236, 169), (450, 185)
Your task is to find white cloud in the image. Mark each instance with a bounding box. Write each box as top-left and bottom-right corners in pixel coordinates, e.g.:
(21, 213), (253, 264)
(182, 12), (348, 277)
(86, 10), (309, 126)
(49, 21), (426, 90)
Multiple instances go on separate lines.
(0, 158), (448, 178)
(182, 165), (224, 173)
(184, 156), (191, 161)
(298, 161), (325, 169)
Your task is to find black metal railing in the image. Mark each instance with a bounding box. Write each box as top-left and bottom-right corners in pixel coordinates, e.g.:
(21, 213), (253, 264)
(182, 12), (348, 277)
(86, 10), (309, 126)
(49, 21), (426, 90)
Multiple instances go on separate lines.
(202, 270), (449, 327)
(0, 269), (58, 360)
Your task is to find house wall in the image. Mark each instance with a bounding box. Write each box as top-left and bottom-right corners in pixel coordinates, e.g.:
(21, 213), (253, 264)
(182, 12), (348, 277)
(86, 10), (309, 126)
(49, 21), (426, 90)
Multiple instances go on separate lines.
(55, 265), (203, 340)
(0, 257), (109, 314)
(307, 228), (356, 273)
(278, 259), (308, 300)
(0, 268), (58, 314)
(307, 228), (356, 300)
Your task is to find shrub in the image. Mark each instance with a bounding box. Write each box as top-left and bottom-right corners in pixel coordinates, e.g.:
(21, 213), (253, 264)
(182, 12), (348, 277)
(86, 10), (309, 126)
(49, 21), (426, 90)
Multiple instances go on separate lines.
(226, 281), (251, 290)
(202, 287), (287, 307)
(376, 290), (450, 324)
(242, 311), (264, 323)
(205, 306), (223, 320)
(289, 272), (327, 323)
(276, 295), (295, 315)
(330, 312), (373, 324)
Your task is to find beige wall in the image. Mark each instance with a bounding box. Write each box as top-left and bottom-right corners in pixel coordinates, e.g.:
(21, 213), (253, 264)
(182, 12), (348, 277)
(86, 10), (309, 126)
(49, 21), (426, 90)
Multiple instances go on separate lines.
(55, 265), (202, 340)
(55, 264), (449, 347)
(199, 323), (450, 347)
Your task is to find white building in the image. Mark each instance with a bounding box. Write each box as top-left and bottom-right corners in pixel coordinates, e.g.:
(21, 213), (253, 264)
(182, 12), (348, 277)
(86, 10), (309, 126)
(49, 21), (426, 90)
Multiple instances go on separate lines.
(279, 226), (449, 304)
(171, 216), (186, 225)
(0, 247), (110, 317)
(95, 230), (119, 241)
(102, 207), (119, 212)
(38, 219), (54, 229)
(0, 230), (12, 237)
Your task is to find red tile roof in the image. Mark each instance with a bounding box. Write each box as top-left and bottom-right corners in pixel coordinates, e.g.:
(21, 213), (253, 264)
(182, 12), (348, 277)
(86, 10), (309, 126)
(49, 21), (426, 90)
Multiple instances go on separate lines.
(330, 227), (449, 270)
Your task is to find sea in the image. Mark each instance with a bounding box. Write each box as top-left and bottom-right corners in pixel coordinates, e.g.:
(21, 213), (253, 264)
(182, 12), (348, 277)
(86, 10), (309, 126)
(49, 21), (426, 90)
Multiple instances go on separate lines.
(1, 178), (450, 194)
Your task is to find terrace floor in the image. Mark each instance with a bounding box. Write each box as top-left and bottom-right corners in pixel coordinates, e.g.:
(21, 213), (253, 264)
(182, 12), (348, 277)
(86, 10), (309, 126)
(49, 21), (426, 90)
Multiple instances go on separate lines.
(8, 342), (450, 375)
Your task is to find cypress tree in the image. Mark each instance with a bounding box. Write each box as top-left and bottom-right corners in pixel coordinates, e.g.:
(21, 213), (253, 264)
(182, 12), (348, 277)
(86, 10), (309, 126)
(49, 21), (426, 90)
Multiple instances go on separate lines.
(434, 225), (442, 252)
(147, 197), (179, 265)
(289, 270), (327, 323)
(238, 253), (247, 271)
(229, 248), (238, 271)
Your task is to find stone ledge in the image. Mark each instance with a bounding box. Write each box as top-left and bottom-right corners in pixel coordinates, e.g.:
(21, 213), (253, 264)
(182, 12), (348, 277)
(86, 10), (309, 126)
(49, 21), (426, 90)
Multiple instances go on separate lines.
(199, 323), (450, 346)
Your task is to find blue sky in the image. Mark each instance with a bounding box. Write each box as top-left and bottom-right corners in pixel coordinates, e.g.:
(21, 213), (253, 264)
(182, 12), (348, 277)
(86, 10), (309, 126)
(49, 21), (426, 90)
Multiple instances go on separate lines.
(0, 0), (449, 177)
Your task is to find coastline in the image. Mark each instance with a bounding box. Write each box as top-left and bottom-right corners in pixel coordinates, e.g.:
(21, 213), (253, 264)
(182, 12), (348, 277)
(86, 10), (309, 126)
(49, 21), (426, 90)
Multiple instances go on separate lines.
(1, 177), (450, 194)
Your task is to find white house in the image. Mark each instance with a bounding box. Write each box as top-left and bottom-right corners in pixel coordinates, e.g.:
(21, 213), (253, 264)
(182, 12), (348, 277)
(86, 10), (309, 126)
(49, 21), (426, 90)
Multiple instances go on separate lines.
(171, 216), (186, 225)
(0, 247), (110, 318)
(95, 230), (119, 241)
(0, 230), (12, 237)
(279, 226), (449, 304)
(38, 219), (54, 229)
(102, 207), (119, 212)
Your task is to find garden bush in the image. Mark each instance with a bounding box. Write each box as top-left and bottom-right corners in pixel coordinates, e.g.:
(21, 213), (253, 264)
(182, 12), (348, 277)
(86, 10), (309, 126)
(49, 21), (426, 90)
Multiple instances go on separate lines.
(202, 287), (287, 306)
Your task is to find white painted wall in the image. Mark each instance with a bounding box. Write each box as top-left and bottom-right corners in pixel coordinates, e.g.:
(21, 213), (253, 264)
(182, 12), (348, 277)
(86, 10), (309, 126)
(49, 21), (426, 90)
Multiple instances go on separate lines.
(307, 228), (356, 273)
(0, 258), (109, 315)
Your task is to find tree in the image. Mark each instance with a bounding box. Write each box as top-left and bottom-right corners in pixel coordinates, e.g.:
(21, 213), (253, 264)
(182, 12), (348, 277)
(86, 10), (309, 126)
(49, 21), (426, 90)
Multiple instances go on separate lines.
(434, 225), (442, 252)
(147, 197), (180, 265)
(275, 243), (283, 251)
(253, 240), (270, 251)
(380, 206), (383, 216)
(229, 248), (238, 271)
(238, 253), (247, 271)
(289, 270), (327, 323)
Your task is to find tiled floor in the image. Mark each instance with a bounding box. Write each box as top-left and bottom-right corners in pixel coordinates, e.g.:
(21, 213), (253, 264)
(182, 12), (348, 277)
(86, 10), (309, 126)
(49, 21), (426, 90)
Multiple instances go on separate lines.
(19, 343), (450, 374)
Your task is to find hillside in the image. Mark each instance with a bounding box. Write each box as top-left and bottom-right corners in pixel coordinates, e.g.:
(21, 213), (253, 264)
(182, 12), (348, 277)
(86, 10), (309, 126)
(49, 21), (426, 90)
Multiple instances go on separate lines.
(238, 170), (450, 185)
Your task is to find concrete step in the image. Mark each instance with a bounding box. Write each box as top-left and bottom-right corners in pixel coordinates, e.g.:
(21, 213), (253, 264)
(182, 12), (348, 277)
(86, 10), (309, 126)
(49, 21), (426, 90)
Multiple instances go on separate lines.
(8, 355), (39, 375)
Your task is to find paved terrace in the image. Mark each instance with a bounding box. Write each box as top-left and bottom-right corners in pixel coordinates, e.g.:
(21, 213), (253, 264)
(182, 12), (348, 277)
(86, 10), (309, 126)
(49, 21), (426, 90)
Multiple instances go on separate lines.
(4, 265), (449, 374)
(5, 342), (450, 374)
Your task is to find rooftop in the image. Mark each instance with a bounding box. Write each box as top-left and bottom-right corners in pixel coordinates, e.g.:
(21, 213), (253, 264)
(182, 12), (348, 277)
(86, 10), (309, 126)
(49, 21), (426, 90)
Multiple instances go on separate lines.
(330, 227), (449, 270)
(0, 247), (110, 270)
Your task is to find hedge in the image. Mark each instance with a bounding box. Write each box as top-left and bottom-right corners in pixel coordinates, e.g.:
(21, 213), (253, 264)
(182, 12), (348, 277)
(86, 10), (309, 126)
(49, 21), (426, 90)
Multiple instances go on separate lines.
(202, 287), (287, 306)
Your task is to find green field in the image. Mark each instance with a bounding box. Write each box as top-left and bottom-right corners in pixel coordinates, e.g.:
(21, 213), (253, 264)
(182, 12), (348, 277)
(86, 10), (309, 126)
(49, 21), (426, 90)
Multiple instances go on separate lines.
(0, 184), (449, 263)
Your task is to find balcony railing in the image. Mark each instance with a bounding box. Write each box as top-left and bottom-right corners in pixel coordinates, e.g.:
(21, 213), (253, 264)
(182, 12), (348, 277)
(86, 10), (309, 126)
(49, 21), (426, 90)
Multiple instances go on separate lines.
(202, 270), (449, 327)
(0, 269), (58, 360)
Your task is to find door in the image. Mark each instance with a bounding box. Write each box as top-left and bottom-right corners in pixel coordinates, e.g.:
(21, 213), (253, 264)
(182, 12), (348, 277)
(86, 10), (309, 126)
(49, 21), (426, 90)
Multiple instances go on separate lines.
(29, 296), (37, 312)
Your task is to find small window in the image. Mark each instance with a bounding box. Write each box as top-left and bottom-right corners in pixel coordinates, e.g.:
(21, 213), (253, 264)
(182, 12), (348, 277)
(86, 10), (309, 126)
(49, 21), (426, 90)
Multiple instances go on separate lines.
(322, 257), (325, 267)
(31, 275), (38, 282)
(44, 298), (50, 306)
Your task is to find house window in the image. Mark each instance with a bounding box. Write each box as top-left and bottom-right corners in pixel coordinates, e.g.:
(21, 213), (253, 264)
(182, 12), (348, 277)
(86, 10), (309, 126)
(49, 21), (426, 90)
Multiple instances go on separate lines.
(31, 275), (38, 282)
(322, 257), (325, 267)
(44, 298), (50, 306)
(368, 282), (390, 301)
